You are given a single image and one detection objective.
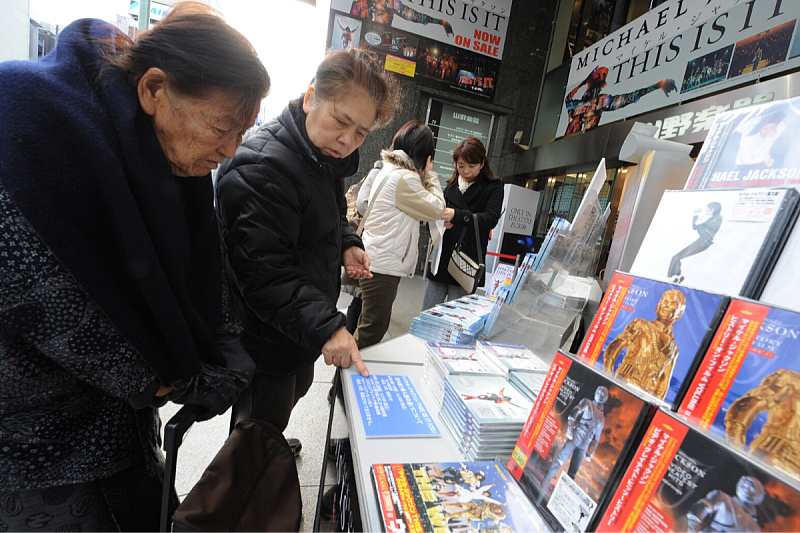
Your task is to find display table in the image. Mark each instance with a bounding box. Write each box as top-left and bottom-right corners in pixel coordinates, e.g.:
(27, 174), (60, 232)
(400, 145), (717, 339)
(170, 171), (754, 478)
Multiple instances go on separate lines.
(314, 333), (550, 532)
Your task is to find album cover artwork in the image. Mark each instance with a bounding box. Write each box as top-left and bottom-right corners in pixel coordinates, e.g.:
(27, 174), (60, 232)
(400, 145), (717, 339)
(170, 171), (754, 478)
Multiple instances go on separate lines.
(629, 187), (799, 298)
(678, 298), (800, 482)
(577, 272), (728, 408)
(597, 409), (800, 532)
(507, 352), (654, 532)
(371, 460), (548, 532)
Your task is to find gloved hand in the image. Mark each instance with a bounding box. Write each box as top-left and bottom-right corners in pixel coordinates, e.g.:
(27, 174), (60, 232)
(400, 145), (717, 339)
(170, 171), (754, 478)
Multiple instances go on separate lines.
(169, 334), (255, 421)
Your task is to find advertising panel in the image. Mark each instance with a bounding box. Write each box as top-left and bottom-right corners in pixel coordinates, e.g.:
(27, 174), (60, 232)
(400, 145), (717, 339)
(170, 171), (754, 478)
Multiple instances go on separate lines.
(557, 0), (800, 138)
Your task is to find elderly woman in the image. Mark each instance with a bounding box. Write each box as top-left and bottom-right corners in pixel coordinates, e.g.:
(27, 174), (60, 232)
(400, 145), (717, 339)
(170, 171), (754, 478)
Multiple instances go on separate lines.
(216, 48), (400, 441)
(0, 2), (268, 530)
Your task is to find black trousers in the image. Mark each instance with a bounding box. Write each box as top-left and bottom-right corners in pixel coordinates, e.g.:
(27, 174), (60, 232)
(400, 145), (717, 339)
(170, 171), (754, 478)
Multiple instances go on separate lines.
(232, 364), (315, 432)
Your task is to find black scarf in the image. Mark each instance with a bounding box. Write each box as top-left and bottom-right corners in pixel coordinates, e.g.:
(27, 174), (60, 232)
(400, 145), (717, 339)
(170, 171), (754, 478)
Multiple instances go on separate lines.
(0, 19), (223, 382)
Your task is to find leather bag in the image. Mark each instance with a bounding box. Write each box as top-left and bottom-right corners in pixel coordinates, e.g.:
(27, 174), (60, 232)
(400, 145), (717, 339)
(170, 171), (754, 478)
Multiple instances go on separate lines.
(171, 418), (302, 532)
(447, 216), (485, 294)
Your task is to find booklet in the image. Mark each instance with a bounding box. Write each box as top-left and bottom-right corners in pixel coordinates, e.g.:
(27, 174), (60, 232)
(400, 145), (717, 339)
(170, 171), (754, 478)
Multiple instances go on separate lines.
(350, 374), (440, 438)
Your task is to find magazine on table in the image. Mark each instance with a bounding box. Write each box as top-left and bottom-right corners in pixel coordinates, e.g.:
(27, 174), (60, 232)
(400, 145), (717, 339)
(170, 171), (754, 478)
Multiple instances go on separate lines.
(371, 460), (549, 532)
(577, 271), (728, 409)
(629, 187), (799, 298)
(677, 298), (800, 483)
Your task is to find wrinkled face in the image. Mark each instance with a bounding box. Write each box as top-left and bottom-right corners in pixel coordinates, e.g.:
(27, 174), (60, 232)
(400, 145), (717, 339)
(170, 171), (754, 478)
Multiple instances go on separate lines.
(303, 86), (377, 159)
(656, 290), (686, 321)
(456, 157), (484, 182)
(147, 84), (256, 177)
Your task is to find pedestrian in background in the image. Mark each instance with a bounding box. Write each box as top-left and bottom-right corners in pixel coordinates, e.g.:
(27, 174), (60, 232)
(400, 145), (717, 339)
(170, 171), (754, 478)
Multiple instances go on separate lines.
(354, 120), (445, 348)
(422, 136), (504, 310)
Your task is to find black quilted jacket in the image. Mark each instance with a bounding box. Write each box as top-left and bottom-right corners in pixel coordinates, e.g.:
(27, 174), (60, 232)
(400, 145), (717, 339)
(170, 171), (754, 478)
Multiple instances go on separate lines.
(215, 100), (363, 376)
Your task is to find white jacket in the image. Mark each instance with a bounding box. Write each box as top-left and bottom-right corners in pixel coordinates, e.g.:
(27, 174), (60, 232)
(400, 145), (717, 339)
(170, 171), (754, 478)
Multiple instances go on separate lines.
(357, 150), (445, 278)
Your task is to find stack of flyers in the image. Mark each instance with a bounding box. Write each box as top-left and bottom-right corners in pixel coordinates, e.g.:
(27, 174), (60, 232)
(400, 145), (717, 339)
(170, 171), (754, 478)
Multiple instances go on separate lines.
(532, 217), (570, 272)
(677, 298), (800, 483)
(508, 370), (546, 405)
(409, 316), (477, 344)
(439, 374), (534, 461)
(421, 342), (501, 408)
(476, 340), (550, 377)
(482, 288), (509, 338)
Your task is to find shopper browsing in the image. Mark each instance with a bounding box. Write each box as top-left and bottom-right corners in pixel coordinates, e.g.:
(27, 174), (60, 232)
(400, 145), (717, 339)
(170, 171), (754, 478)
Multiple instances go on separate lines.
(0, 3), (268, 529)
(422, 137), (504, 310)
(215, 48), (401, 438)
(354, 120), (445, 348)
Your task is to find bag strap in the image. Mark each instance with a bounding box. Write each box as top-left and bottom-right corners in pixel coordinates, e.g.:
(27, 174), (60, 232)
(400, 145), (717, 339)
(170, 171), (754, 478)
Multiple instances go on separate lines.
(355, 172), (391, 236)
(455, 214), (483, 265)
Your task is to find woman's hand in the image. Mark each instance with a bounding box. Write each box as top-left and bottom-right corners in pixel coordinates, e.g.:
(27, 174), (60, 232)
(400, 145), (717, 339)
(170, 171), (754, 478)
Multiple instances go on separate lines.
(343, 246), (372, 280)
(322, 327), (370, 377)
(442, 208), (455, 229)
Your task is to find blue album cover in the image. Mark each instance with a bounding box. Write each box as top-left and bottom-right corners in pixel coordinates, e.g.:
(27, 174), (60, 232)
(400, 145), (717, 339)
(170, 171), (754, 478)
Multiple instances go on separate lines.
(679, 299), (800, 481)
(578, 272), (728, 408)
(351, 374), (440, 438)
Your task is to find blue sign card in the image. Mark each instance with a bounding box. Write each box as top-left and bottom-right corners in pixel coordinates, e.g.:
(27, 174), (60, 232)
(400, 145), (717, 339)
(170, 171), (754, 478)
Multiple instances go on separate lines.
(350, 374), (440, 438)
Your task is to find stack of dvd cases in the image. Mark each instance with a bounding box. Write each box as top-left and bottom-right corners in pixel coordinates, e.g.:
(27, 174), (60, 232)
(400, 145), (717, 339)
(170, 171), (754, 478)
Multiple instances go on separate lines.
(439, 374), (534, 461)
(410, 295), (494, 343)
(507, 371), (546, 404)
(420, 342), (501, 408)
(476, 341), (550, 377)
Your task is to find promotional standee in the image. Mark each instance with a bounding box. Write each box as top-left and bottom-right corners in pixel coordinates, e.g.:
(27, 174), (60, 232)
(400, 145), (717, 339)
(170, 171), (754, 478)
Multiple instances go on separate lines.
(485, 184), (539, 276)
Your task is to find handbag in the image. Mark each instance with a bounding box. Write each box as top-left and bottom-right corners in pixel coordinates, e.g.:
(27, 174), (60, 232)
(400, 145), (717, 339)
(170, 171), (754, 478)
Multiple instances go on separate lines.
(170, 416), (302, 532)
(447, 215), (485, 294)
(340, 171), (390, 288)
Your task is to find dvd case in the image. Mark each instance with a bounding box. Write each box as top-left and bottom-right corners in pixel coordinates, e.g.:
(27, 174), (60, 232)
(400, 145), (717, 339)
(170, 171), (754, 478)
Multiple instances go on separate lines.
(757, 214), (800, 313)
(597, 409), (800, 532)
(371, 461), (549, 532)
(685, 97), (800, 191)
(577, 272), (728, 408)
(507, 351), (655, 532)
(678, 298), (800, 482)
(629, 187), (799, 298)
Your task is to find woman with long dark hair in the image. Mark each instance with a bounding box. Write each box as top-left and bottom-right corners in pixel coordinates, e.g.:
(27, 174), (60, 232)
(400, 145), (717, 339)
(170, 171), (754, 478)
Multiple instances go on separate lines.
(422, 136), (504, 310)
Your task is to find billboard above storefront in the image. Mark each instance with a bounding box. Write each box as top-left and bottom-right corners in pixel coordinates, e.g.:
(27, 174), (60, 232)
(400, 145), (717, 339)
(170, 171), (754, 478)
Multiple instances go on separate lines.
(329, 0), (512, 60)
(556, 0), (800, 139)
